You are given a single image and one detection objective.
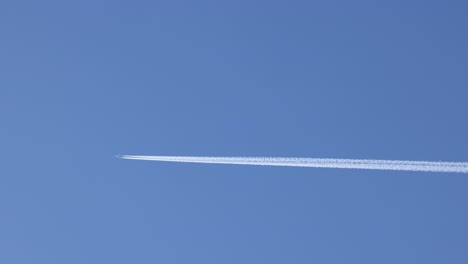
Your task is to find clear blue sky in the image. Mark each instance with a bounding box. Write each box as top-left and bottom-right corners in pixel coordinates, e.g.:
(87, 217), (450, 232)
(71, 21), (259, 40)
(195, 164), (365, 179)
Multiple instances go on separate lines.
(1, 0), (468, 263)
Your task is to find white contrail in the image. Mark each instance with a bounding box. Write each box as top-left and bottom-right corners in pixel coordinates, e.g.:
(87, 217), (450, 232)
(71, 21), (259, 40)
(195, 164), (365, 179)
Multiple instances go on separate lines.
(118, 155), (468, 173)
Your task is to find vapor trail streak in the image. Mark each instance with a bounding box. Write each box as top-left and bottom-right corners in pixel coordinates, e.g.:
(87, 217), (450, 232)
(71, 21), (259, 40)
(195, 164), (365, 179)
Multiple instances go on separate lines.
(119, 155), (468, 173)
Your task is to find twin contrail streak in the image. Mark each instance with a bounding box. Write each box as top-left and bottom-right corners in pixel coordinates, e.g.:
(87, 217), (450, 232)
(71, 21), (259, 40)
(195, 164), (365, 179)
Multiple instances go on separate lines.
(119, 155), (468, 173)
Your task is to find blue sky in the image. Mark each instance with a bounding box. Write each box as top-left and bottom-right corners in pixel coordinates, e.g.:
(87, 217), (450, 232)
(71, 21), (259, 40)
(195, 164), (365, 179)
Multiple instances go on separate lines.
(1, 0), (468, 263)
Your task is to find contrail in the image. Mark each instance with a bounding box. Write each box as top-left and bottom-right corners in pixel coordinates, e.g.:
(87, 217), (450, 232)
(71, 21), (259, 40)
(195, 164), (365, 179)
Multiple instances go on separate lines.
(118, 155), (468, 173)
